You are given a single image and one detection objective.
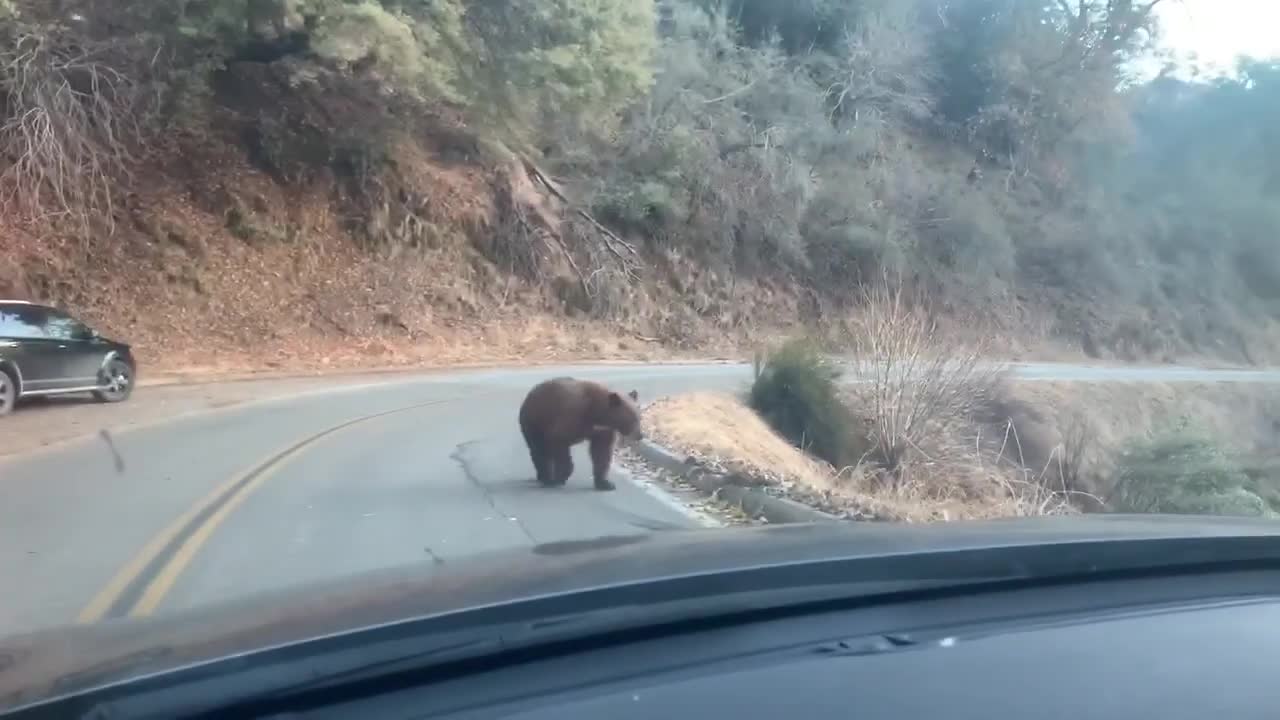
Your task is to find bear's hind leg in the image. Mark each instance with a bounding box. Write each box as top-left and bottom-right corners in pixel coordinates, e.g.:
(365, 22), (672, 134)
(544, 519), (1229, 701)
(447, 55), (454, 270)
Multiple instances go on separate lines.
(550, 443), (574, 486)
(589, 429), (617, 491)
(524, 427), (555, 486)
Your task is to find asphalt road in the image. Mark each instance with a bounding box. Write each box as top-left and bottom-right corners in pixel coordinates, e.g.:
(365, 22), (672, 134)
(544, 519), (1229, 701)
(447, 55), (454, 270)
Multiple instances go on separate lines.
(0, 364), (753, 638)
(1, 360), (1278, 638)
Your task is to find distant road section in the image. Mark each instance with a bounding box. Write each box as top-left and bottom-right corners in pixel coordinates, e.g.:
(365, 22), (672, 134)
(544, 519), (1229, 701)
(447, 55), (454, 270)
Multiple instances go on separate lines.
(1003, 362), (1280, 384)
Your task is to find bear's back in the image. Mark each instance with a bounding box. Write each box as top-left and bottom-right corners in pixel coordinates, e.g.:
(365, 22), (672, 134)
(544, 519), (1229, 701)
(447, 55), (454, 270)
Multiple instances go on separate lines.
(519, 377), (603, 441)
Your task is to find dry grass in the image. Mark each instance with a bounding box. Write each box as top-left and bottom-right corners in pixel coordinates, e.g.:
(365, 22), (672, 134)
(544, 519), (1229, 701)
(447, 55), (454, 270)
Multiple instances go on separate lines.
(887, 412), (1085, 518)
(645, 392), (839, 490)
(642, 391), (1075, 522)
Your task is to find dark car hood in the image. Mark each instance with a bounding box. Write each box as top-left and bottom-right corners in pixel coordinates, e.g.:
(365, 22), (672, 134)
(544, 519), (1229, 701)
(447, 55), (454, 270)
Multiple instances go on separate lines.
(4, 514), (1280, 711)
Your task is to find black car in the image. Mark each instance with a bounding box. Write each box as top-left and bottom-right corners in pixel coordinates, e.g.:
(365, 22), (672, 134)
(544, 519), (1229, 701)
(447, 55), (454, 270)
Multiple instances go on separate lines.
(0, 300), (136, 416)
(3, 516), (1280, 719)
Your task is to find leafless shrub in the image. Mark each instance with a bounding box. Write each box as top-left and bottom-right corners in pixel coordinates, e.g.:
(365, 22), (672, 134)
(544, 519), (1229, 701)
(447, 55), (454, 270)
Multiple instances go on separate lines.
(848, 278), (1005, 476)
(844, 288), (1098, 516)
(0, 24), (147, 233)
(823, 4), (935, 129)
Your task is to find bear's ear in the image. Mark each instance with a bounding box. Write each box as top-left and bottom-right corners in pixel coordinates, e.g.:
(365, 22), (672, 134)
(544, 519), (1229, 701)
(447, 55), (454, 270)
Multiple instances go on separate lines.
(608, 392), (622, 407)
(628, 390), (639, 402)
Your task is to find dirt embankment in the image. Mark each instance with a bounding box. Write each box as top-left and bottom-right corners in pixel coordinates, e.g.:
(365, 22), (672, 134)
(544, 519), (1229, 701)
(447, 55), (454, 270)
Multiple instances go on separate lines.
(0, 59), (819, 378)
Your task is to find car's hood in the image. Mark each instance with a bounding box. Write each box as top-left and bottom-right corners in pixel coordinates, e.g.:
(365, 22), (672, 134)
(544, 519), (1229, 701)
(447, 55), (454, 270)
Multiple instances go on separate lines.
(4, 514), (1280, 711)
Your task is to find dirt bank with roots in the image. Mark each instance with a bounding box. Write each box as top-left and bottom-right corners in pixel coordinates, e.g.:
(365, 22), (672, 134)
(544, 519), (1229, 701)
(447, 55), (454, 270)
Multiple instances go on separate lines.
(0, 85), (821, 375)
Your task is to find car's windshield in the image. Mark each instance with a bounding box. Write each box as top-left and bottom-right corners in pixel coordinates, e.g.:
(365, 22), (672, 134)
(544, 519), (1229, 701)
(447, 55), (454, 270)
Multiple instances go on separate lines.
(1, 0), (1278, 680)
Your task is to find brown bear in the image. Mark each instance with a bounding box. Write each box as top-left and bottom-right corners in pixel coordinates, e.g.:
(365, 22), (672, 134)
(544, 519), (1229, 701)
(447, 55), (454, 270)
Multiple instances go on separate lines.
(518, 377), (642, 491)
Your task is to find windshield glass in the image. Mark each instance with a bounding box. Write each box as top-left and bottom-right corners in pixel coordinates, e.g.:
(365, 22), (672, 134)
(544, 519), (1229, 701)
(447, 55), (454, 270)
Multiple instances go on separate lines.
(1, 0), (1278, 667)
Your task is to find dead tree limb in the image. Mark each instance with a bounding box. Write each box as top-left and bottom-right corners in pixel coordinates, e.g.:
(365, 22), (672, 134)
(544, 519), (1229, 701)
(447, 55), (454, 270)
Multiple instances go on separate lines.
(0, 27), (145, 235)
(519, 155), (640, 273)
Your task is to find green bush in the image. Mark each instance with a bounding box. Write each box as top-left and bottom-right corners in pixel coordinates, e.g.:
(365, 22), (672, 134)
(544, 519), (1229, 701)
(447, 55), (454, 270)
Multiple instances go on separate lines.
(1110, 423), (1266, 517)
(748, 339), (861, 468)
(592, 179), (680, 236)
(459, 0), (656, 144)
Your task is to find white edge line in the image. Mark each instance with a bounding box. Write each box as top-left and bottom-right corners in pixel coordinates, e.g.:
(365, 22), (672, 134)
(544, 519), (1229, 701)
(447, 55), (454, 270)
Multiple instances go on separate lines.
(620, 445), (724, 530)
(626, 398), (723, 529)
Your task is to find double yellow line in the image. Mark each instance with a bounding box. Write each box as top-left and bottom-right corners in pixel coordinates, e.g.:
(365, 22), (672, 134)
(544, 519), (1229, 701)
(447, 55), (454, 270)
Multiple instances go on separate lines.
(77, 398), (458, 623)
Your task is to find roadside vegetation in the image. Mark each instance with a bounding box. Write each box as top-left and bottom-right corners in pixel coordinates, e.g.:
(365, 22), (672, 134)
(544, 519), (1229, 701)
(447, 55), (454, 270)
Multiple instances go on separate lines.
(742, 331), (1280, 519)
(748, 339), (860, 469)
(1, 1), (1279, 372)
(1110, 423), (1268, 517)
(743, 284), (1081, 519)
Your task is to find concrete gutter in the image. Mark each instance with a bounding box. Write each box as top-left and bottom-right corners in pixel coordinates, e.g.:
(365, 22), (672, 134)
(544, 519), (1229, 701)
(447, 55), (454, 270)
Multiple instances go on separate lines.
(630, 438), (838, 525)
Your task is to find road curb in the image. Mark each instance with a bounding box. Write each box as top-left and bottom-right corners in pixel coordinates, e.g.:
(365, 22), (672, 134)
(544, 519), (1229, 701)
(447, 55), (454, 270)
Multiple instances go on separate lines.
(631, 438), (838, 525)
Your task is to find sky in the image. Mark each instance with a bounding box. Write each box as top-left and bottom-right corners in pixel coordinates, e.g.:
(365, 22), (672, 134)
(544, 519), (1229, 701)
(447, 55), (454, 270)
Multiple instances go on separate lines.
(1154, 0), (1280, 78)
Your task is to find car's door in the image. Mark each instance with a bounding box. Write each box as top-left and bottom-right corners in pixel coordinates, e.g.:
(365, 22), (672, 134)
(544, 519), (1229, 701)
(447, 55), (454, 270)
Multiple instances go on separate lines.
(0, 305), (62, 391)
(40, 309), (107, 388)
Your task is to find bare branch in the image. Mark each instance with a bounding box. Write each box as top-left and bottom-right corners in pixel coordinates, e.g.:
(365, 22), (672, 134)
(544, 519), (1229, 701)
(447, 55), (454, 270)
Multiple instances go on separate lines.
(521, 154), (640, 279)
(0, 25), (146, 235)
(701, 78), (758, 105)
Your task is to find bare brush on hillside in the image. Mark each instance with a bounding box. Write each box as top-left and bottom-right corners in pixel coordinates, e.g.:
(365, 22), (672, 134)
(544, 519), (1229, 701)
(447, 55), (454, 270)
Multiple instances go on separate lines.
(839, 281), (1079, 514)
(848, 281), (1004, 475)
(0, 24), (145, 233)
(855, 393), (1080, 519)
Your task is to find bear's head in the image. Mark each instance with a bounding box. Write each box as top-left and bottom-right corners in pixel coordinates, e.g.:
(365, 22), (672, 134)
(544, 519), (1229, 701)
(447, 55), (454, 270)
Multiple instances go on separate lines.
(601, 389), (642, 439)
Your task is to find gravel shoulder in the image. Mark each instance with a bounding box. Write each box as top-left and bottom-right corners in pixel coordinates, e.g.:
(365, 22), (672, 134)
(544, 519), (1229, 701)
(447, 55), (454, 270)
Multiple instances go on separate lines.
(616, 447), (757, 527)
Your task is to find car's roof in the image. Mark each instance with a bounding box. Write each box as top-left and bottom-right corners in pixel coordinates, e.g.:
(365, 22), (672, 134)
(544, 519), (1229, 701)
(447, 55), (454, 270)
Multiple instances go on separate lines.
(3, 514), (1280, 712)
(0, 299), (36, 305)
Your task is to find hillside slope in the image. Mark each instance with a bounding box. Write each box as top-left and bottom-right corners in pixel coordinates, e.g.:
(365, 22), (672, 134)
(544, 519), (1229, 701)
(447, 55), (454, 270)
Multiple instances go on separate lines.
(2, 0), (1277, 374)
(0, 59), (818, 373)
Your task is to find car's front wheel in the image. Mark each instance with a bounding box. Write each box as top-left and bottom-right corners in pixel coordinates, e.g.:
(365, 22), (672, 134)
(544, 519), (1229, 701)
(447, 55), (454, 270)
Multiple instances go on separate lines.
(0, 367), (16, 416)
(93, 358), (134, 403)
